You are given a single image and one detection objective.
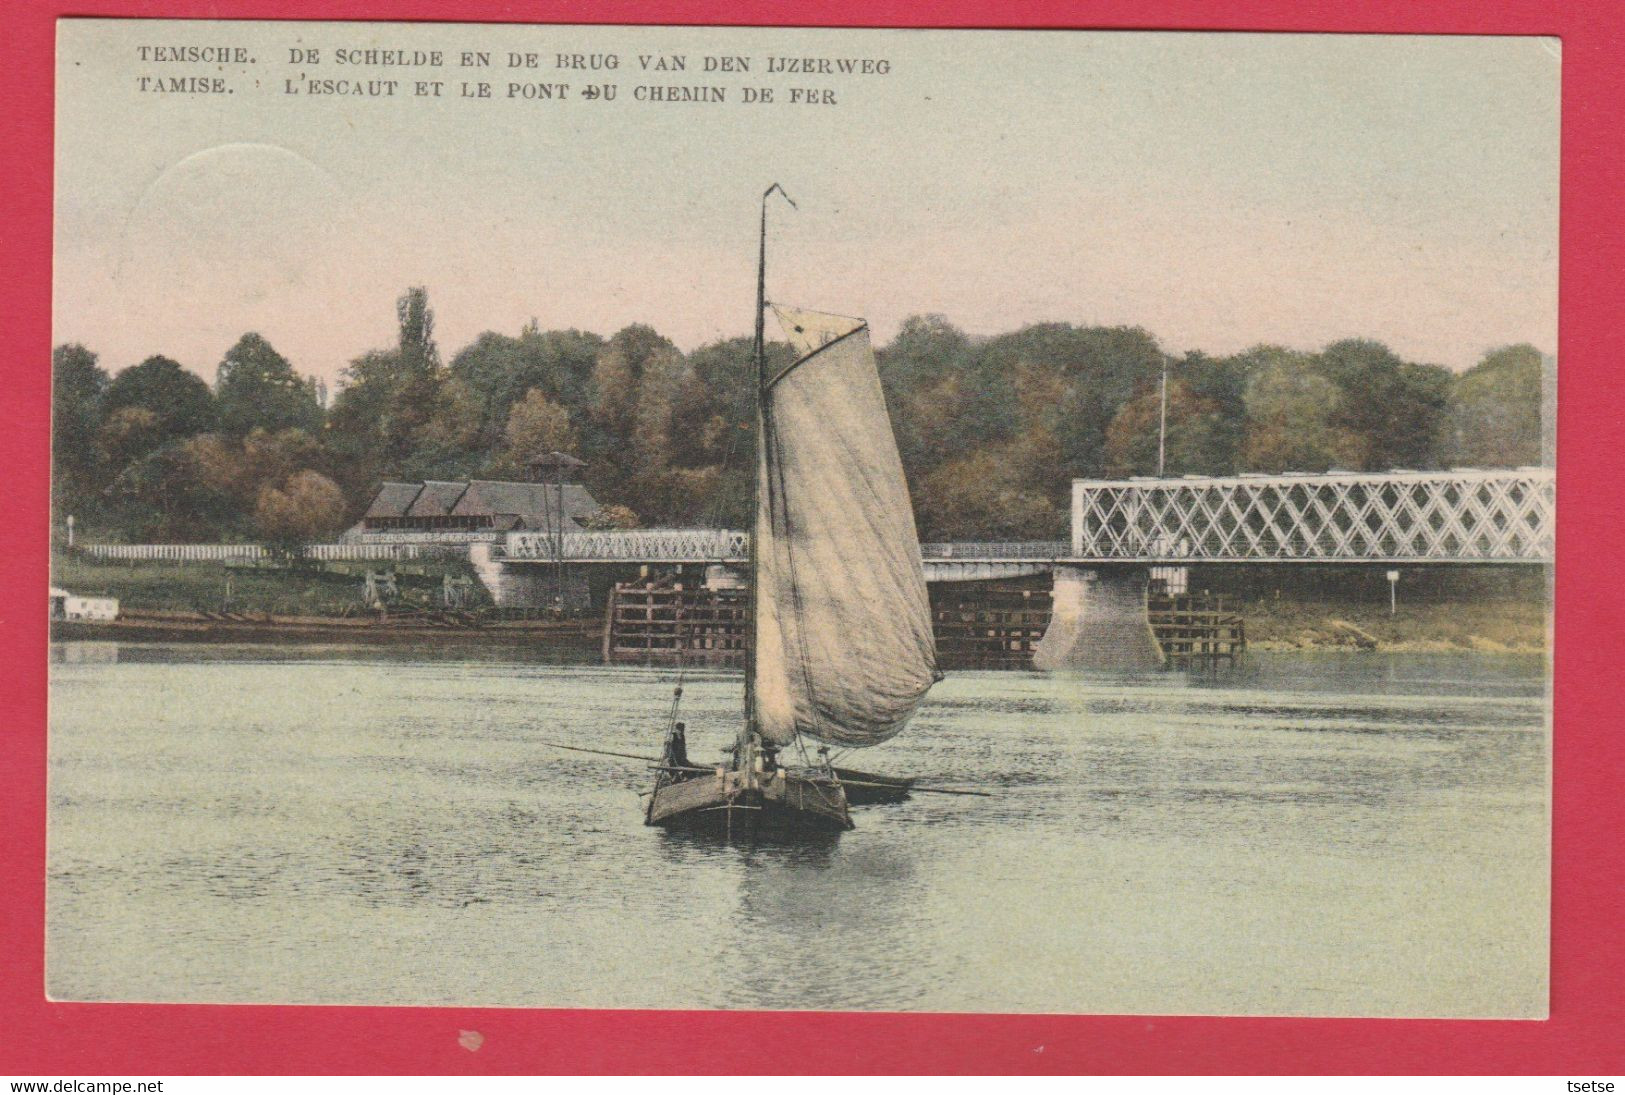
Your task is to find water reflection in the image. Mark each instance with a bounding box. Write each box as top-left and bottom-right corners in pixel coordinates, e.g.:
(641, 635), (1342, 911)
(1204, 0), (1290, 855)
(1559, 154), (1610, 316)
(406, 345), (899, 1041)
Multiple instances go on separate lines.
(656, 827), (843, 865)
(51, 641), (119, 664)
(724, 838), (937, 1011)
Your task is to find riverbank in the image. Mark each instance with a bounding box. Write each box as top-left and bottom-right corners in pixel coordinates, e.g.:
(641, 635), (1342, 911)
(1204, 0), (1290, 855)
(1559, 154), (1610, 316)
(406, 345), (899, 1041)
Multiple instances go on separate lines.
(52, 552), (490, 616)
(48, 608), (600, 648)
(52, 552), (1547, 655)
(1241, 596), (1547, 653)
(49, 597), (1547, 656)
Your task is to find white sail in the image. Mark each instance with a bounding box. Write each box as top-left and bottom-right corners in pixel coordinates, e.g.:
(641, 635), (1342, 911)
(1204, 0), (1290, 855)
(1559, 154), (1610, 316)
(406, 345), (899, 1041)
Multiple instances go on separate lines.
(752, 306), (939, 748)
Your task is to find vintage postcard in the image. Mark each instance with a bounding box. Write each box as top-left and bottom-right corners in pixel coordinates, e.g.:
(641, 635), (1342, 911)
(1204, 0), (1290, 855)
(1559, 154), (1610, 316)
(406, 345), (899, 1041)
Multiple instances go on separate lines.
(48, 20), (1556, 1018)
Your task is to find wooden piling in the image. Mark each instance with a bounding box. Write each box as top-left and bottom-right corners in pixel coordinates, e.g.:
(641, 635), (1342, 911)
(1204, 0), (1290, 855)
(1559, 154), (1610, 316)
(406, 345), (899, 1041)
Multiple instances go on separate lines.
(604, 581), (748, 666)
(1147, 593), (1247, 670)
(602, 580), (1245, 671)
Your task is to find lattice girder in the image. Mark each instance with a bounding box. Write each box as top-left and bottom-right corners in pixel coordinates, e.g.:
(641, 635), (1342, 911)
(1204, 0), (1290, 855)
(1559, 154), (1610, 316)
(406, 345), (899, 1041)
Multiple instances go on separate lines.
(1071, 470), (1554, 563)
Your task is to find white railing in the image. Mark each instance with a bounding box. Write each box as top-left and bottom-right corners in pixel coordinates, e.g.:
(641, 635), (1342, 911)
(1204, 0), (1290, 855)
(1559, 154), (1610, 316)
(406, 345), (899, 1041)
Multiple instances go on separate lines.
(342, 530), (504, 545)
(921, 541), (1068, 560)
(80, 543), (425, 562)
(505, 528), (750, 562)
(1072, 468), (1555, 563)
(503, 529), (1068, 564)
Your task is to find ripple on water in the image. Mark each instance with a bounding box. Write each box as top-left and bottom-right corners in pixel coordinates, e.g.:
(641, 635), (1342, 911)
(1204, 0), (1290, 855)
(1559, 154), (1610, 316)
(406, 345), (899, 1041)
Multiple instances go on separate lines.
(47, 646), (1547, 1016)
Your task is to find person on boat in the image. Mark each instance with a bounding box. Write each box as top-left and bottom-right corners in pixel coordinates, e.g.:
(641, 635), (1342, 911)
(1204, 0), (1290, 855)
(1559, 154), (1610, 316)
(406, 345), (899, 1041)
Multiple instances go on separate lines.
(661, 721), (690, 770)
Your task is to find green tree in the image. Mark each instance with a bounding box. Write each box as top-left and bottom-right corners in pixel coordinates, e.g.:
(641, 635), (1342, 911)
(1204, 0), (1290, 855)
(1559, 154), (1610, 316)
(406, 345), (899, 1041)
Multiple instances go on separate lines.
(240, 429), (337, 509)
(1437, 344), (1545, 468)
(1104, 377), (1234, 477)
(878, 314), (974, 396)
(1318, 339), (1450, 470)
(915, 443), (1061, 540)
(1173, 350), (1251, 471)
(180, 433), (253, 524)
(409, 376), (488, 480)
(1238, 347), (1365, 472)
(449, 324), (602, 450)
(977, 323), (1166, 481)
(397, 285), (439, 375)
(96, 407), (165, 469)
(589, 325), (676, 439)
(52, 343), (109, 517)
(214, 333), (322, 437)
(665, 336), (788, 527)
(878, 316), (985, 488)
(171, 427), (340, 539)
(53, 343), (107, 454)
(586, 325), (689, 516)
(103, 355), (216, 445)
(103, 442), (235, 541)
(326, 287), (449, 492)
(488, 388), (581, 477)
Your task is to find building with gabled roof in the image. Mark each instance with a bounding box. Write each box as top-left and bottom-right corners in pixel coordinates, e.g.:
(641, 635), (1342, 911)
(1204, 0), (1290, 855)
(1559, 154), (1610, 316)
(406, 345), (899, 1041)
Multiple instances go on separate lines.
(354, 451), (600, 541)
(357, 478), (600, 535)
(348, 455), (600, 610)
(406, 480), (472, 521)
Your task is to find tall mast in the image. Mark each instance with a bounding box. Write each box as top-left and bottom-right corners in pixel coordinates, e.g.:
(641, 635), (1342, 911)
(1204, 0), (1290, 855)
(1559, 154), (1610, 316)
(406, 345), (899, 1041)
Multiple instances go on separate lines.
(745, 184), (793, 743)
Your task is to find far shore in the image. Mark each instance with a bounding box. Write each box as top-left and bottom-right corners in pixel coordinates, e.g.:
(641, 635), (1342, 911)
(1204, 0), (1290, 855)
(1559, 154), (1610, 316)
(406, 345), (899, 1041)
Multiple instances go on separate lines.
(48, 607), (602, 647)
(1238, 596), (1546, 655)
(49, 599), (1546, 657)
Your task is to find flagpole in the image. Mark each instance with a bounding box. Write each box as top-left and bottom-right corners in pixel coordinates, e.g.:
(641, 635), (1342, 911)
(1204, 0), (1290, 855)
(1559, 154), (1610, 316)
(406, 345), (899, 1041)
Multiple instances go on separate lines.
(1158, 357), (1168, 477)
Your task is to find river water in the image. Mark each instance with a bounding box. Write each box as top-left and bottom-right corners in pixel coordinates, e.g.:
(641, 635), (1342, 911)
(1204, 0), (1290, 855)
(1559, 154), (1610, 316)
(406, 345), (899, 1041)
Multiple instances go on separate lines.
(47, 643), (1548, 1017)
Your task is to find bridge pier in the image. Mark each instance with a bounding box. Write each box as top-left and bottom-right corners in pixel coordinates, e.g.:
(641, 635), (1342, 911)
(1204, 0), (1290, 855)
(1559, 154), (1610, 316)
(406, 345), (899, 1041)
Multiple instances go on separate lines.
(1033, 564), (1165, 672)
(468, 543), (589, 610)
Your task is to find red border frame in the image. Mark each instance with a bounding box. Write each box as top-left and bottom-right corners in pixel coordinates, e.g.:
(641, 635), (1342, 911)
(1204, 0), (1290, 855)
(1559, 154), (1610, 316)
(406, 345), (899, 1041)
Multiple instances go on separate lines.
(4, 0), (1621, 1075)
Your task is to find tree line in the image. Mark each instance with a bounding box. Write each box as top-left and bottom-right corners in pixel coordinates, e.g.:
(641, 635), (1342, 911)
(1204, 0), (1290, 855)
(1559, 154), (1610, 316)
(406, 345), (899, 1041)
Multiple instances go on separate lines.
(52, 286), (1549, 545)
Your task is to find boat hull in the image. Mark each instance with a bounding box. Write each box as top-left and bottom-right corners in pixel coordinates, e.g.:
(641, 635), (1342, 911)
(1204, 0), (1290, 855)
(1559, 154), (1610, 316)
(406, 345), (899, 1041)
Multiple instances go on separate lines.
(646, 767), (853, 835)
(834, 767), (915, 805)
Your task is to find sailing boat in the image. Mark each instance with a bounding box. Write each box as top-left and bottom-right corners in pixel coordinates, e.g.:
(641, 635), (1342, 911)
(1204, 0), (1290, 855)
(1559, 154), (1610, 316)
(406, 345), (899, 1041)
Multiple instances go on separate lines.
(644, 186), (942, 836)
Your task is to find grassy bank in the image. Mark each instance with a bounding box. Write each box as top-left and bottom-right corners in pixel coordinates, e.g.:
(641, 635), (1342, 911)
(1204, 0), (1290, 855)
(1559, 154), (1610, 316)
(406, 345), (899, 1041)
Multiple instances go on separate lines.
(1240, 595), (1547, 653)
(52, 552), (491, 617)
(53, 552), (1549, 653)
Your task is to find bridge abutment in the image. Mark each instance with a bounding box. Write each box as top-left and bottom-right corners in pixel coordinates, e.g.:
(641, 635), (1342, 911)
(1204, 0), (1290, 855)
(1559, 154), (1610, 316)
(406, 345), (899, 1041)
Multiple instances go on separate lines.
(1033, 564), (1165, 672)
(469, 543), (589, 610)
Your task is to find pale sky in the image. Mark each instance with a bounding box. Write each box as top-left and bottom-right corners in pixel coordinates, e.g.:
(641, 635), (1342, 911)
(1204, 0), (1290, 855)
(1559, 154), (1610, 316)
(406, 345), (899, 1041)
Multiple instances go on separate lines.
(55, 22), (1559, 385)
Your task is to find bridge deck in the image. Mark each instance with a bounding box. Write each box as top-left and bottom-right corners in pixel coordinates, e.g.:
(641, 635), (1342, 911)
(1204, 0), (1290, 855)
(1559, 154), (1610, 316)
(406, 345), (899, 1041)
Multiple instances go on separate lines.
(497, 468), (1552, 567)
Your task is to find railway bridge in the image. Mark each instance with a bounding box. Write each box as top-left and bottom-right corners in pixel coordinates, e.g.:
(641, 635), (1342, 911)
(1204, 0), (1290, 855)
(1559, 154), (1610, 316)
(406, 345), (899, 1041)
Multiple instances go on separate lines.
(493, 467), (1554, 669)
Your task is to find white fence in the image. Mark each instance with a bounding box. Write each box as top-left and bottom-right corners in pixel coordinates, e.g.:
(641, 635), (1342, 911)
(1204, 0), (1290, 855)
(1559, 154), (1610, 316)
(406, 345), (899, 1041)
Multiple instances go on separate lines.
(80, 543), (425, 562)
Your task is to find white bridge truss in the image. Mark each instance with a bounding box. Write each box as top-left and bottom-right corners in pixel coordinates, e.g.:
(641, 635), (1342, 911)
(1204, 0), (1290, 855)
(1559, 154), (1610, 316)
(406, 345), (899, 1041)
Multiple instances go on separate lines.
(1072, 468), (1554, 564)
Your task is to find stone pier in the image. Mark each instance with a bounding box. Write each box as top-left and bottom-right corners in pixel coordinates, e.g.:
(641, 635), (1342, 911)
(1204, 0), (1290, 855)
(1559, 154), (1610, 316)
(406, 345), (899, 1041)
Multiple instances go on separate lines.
(1032, 564), (1165, 671)
(468, 542), (589, 610)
